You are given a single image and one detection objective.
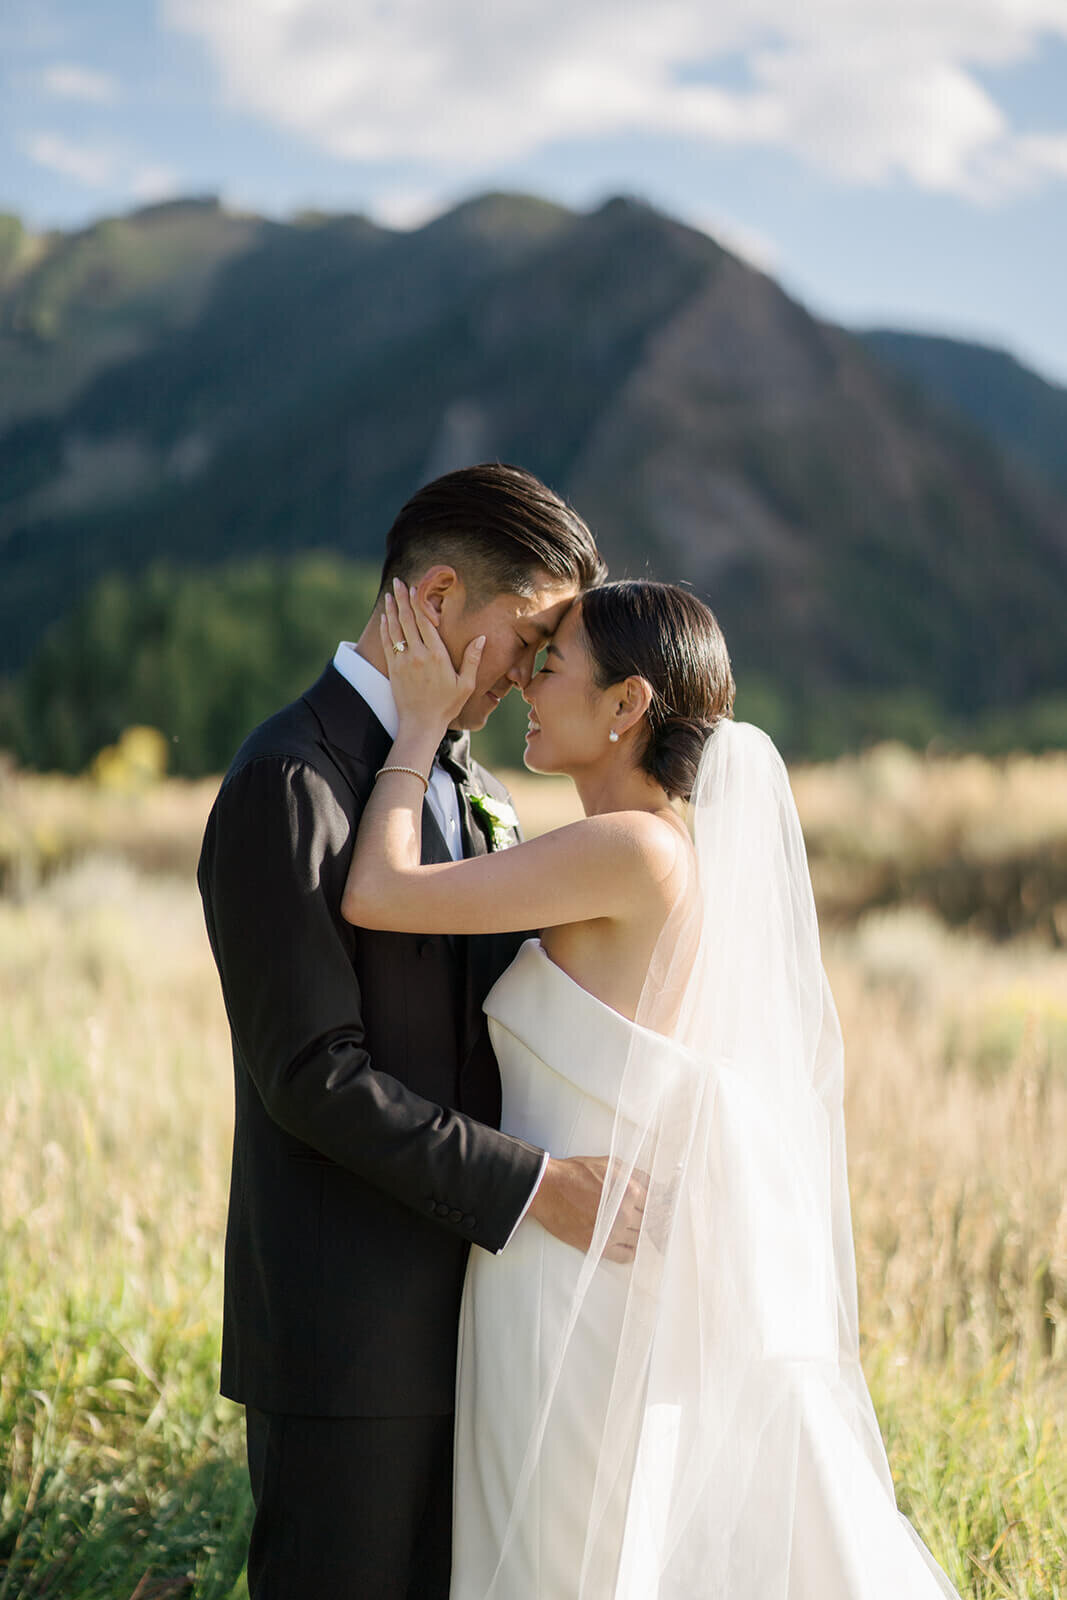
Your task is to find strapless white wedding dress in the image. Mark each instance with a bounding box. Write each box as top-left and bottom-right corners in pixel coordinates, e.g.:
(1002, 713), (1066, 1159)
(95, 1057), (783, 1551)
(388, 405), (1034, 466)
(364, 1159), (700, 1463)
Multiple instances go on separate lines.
(450, 938), (959, 1600)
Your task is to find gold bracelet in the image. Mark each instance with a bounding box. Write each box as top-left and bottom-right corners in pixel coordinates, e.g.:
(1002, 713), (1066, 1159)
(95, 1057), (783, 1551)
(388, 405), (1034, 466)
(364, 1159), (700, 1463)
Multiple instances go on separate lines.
(375, 764), (429, 794)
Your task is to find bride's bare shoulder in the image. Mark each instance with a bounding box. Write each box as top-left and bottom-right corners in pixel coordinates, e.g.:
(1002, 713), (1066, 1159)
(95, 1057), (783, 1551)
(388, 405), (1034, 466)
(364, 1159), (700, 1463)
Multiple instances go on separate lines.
(567, 809), (689, 888)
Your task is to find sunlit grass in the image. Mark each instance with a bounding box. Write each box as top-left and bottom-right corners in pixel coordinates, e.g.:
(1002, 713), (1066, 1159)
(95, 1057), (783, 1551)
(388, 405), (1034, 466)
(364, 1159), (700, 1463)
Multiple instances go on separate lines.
(0, 864), (245, 1598)
(2, 759), (1065, 1596)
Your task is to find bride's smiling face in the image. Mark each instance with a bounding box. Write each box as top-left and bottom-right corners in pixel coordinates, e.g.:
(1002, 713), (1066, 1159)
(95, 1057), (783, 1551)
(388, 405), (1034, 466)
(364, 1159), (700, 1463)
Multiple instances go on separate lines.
(521, 601), (619, 773)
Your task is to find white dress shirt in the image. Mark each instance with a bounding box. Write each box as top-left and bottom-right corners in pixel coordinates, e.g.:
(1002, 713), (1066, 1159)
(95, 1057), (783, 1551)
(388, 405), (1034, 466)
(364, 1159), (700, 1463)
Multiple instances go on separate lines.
(331, 641), (548, 1241)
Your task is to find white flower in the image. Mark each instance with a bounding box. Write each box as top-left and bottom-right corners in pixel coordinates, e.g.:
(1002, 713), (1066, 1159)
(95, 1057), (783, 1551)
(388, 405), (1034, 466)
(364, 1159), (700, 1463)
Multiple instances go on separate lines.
(469, 791), (519, 849)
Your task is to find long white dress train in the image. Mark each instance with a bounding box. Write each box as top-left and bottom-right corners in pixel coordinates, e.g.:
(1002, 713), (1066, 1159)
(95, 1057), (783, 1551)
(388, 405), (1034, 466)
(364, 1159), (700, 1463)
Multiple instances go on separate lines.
(450, 937), (959, 1600)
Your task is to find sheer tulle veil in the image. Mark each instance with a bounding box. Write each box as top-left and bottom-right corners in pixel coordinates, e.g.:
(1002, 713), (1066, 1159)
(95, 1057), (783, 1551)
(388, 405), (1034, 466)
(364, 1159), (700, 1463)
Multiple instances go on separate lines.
(480, 719), (959, 1598)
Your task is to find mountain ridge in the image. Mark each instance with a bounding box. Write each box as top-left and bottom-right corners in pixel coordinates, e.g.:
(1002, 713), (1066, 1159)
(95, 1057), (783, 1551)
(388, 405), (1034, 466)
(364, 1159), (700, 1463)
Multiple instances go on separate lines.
(1, 190), (1064, 749)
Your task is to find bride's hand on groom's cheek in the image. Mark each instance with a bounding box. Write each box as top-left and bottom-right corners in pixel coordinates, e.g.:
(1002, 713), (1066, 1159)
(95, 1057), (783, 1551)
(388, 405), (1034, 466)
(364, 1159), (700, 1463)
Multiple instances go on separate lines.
(382, 579), (485, 730)
(528, 1156), (649, 1264)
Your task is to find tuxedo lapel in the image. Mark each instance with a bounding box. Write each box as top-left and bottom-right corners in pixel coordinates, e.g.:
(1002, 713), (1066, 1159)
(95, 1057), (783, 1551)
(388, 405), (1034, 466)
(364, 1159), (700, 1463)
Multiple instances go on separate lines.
(303, 663), (391, 794)
(419, 805), (453, 866)
(436, 731), (521, 1067)
(458, 787), (490, 859)
(303, 662), (452, 866)
(302, 667), (498, 1063)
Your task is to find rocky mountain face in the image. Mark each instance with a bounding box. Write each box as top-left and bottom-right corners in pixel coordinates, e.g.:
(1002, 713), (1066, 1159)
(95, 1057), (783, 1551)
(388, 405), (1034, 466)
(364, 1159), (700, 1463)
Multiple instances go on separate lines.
(1, 192), (1064, 733)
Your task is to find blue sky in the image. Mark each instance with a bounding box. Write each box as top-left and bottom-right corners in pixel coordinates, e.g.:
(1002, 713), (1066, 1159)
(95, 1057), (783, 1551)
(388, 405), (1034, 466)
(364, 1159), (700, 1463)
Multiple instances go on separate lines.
(3, 0), (1066, 384)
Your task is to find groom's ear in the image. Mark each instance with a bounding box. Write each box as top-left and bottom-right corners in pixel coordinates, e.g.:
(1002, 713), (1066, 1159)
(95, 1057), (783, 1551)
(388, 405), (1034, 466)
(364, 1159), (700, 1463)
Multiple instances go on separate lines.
(614, 676), (654, 737)
(414, 565), (462, 624)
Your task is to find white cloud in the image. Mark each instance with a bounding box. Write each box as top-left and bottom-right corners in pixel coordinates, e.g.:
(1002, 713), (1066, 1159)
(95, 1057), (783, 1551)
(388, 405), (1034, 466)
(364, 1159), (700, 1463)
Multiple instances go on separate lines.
(369, 187), (451, 230)
(744, 45), (1009, 195)
(25, 132), (182, 203)
(41, 62), (119, 104)
(689, 211), (780, 272)
(24, 131), (117, 188)
(130, 163), (181, 202)
(1018, 131), (1067, 178)
(163, 0), (1067, 203)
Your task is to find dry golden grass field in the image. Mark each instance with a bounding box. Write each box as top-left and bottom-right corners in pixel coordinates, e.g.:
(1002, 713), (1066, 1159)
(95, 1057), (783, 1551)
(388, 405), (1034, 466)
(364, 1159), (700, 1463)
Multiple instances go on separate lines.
(1, 745), (1065, 1597)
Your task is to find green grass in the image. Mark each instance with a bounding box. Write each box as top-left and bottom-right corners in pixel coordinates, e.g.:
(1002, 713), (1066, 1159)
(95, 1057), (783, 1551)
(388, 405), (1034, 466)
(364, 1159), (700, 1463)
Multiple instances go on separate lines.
(0, 1304), (249, 1598)
(3, 1313), (1063, 1598)
(1, 848), (1065, 1596)
(870, 1355), (1067, 1597)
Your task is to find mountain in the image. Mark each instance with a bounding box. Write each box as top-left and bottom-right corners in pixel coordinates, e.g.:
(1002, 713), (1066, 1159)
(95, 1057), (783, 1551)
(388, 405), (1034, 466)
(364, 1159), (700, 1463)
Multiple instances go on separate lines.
(1, 192), (1065, 750)
(0, 198), (264, 427)
(860, 328), (1067, 494)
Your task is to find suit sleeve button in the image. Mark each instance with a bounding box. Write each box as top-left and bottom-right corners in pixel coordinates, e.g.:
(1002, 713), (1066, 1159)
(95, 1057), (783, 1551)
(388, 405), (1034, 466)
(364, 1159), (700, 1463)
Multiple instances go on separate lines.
(462, 1214), (476, 1229)
(435, 1202), (451, 1217)
(448, 1208), (463, 1223)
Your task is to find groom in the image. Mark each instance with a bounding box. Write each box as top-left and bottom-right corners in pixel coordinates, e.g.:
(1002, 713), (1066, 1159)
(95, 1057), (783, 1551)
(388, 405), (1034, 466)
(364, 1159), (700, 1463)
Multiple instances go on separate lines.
(198, 464), (611, 1599)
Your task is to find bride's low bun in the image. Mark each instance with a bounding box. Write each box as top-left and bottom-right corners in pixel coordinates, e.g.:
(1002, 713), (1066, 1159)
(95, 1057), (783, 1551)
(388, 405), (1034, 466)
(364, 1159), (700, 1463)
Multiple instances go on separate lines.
(647, 714), (721, 802)
(578, 582), (735, 802)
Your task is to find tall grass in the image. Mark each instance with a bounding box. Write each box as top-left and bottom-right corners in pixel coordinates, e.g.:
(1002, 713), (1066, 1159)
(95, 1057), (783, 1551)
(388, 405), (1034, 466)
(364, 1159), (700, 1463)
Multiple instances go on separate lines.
(0, 863), (247, 1599)
(1, 756), (1065, 1596)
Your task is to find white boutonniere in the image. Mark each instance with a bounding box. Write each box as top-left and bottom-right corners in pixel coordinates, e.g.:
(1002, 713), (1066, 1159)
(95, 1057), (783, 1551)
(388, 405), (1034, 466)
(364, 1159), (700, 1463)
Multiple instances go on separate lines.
(468, 791), (519, 849)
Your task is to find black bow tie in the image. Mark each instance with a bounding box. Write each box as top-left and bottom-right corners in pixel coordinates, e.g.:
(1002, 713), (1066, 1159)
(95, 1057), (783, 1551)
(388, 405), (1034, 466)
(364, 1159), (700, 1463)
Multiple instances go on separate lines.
(435, 729), (469, 776)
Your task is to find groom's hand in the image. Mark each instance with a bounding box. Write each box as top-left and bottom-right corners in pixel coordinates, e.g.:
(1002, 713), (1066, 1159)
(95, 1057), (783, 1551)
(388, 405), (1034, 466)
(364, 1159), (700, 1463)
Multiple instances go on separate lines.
(528, 1157), (648, 1263)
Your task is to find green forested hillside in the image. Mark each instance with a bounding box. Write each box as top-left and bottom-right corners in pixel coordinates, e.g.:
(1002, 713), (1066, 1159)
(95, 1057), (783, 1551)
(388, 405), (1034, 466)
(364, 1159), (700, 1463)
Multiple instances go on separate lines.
(2, 556), (382, 776)
(861, 328), (1067, 493)
(1, 192), (1065, 769)
(0, 198), (264, 426)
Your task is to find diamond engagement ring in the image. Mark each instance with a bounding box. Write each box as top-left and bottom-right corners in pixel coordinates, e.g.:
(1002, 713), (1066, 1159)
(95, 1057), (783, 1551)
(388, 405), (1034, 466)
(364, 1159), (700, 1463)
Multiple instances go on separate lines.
(392, 641), (407, 654)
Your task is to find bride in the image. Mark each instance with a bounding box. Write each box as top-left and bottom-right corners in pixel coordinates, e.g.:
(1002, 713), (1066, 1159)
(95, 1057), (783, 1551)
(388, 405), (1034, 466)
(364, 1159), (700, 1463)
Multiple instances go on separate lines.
(342, 577), (960, 1599)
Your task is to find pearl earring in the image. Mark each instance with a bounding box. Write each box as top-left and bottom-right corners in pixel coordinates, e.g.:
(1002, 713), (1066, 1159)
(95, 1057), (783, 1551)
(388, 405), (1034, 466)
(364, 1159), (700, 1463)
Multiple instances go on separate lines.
(609, 729), (619, 743)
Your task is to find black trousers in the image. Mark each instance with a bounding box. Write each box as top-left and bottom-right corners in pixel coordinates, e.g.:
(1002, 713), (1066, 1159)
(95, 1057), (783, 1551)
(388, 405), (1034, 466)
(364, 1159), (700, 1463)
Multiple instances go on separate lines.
(245, 1408), (454, 1600)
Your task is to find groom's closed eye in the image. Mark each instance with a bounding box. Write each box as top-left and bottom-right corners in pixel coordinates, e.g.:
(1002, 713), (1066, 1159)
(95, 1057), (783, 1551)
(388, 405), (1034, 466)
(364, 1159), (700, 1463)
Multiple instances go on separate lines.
(515, 633), (549, 672)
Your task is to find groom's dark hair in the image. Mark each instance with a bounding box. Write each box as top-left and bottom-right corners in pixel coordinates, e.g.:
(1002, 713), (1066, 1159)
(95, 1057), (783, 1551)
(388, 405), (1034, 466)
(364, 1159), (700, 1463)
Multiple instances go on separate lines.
(379, 463), (606, 604)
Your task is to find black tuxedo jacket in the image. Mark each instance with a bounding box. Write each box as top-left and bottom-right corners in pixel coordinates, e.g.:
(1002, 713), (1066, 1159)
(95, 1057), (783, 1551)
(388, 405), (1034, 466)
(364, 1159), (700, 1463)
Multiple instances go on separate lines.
(197, 663), (544, 1417)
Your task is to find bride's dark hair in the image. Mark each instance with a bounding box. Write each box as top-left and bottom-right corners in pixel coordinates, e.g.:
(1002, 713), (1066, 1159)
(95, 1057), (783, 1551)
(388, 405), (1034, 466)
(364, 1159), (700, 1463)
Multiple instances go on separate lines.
(578, 580), (735, 801)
